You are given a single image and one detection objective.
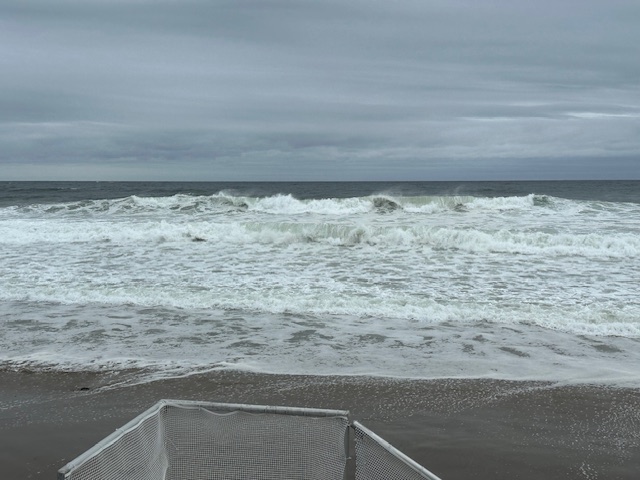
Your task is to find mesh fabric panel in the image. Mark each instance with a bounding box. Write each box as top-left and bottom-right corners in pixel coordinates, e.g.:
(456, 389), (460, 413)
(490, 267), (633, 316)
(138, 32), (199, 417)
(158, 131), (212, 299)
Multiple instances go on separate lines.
(354, 422), (439, 480)
(65, 408), (168, 480)
(61, 402), (443, 480)
(162, 405), (348, 480)
(60, 402), (349, 480)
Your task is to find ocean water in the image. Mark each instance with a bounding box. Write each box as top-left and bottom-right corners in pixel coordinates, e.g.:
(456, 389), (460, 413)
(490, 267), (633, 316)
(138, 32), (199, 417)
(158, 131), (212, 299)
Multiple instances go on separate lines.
(1, 181), (639, 386)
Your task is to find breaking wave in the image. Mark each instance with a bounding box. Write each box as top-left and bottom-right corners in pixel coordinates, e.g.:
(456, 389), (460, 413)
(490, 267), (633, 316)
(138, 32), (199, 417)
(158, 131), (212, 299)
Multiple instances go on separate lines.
(3, 192), (570, 217)
(1, 221), (637, 259)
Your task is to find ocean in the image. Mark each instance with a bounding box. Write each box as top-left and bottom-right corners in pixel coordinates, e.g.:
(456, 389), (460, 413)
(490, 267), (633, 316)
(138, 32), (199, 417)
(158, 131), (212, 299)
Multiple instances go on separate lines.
(1, 180), (639, 386)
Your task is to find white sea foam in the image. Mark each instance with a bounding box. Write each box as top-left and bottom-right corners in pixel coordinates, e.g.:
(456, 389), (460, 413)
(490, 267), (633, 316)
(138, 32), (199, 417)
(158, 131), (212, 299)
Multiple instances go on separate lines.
(1, 302), (639, 387)
(1, 191), (639, 385)
(1, 218), (638, 259)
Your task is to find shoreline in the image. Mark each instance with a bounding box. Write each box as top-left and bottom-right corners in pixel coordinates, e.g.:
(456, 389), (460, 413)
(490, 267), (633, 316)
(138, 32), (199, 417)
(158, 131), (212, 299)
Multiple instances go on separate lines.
(1, 370), (639, 479)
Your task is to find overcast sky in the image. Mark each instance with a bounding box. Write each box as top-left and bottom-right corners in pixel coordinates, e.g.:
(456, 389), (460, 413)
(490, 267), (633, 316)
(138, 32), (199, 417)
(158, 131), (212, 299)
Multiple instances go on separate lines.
(1, 0), (639, 180)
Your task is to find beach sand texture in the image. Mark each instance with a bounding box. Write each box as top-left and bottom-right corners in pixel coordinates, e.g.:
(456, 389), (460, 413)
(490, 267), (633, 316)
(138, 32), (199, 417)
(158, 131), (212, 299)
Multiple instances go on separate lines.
(1, 370), (639, 479)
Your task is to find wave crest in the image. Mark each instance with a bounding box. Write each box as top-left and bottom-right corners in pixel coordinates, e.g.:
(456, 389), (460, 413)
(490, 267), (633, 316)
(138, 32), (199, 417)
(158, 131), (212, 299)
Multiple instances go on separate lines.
(4, 192), (574, 218)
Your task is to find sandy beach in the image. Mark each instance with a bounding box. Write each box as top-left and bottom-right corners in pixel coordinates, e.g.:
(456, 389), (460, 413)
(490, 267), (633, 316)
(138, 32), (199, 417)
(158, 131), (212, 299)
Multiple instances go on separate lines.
(1, 370), (639, 479)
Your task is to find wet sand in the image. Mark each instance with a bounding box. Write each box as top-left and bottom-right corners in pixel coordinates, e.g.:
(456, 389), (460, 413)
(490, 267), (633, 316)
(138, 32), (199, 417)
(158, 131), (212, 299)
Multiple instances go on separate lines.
(1, 370), (639, 479)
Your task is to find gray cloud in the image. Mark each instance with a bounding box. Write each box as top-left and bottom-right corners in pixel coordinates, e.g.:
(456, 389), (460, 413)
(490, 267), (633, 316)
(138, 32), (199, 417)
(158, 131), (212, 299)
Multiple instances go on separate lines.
(1, 0), (639, 180)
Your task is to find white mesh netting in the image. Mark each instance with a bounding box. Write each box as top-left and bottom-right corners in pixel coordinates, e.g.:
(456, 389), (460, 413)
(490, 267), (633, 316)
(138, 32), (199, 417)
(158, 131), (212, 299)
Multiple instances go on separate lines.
(162, 405), (348, 480)
(59, 401), (441, 480)
(353, 422), (442, 480)
(59, 401), (349, 480)
(61, 406), (168, 480)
